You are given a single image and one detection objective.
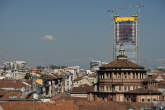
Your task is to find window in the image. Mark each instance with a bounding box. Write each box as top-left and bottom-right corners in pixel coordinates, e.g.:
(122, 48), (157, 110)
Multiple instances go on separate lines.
(125, 86), (127, 91)
(133, 74), (135, 79)
(153, 98), (156, 101)
(106, 73), (108, 79)
(106, 86), (109, 91)
(67, 81), (69, 85)
(111, 97), (113, 101)
(148, 98), (151, 102)
(141, 98), (144, 102)
(9, 96), (17, 99)
(125, 75), (127, 79)
(100, 86), (104, 91)
(137, 73), (139, 79)
(119, 86), (121, 91)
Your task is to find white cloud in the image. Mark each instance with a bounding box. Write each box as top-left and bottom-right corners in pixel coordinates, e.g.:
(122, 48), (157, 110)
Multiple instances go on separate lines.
(41, 34), (55, 40)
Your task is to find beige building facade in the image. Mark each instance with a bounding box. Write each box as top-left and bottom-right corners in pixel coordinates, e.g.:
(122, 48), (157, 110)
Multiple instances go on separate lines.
(88, 46), (162, 103)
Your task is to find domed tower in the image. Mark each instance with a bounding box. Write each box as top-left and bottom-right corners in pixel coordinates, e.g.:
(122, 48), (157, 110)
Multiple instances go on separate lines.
(90, 45), (147, 102)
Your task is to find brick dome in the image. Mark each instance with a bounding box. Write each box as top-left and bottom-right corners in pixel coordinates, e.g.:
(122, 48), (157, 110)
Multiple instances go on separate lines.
(102, 60), (144, 69)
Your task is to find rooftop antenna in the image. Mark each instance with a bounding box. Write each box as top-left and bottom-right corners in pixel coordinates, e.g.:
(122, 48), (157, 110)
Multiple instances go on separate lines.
(107, 4), (145, 64)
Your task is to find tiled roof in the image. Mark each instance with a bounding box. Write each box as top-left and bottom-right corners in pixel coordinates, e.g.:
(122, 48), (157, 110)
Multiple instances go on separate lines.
(73, 75), (86, 81)
(0, 100), (155, 110)
(51, 94), (87, 101)
(0, 91), (22, 99)
(71, 84), (94, 94)
(102, 60), (144, 69)
(0, 101), (79, 110)
(77, 101), (128, 110)
(74, 77), (83, 82)
(44, 73), (62, 80)
(151, 72), (165, 81)
(0, 89), (6, 96)
(0, 80), (29, 89)
(0, 102), (57, 110)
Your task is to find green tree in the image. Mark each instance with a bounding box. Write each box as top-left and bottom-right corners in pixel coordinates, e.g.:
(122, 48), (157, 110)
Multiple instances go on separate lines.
(24, 73), (31, 79)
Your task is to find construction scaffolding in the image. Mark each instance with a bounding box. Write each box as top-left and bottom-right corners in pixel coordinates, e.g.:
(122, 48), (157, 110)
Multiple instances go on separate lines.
(108, 4), (144, 64)
(113, 15), (138, 63)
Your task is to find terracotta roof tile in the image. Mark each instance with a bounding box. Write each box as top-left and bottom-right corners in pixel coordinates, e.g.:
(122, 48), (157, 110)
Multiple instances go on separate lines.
(74, 75), (87, 82)
(102, 60), (144, 69)
(0, 99), (156, 110)
(0, 80), (29, 89)
(152, 73), (165, 80)
(0, 91), (22, 99)
(51, 94), (88, 101)
(74, 77), (83, 82)
(78, 101), (128, 110)
(44, 73), (62, 80)
(0, 102), (57, 110)
(71, 84), (94, 94)
(0, 89), (6, 96)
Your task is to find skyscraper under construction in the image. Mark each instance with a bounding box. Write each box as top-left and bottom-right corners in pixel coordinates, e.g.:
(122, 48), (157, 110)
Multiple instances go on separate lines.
(113, 15), (138, 63)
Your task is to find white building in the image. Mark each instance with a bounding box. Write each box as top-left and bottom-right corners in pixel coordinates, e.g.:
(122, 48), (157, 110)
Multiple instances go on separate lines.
(64, 72), (73, 93)
(2, 61), (29, 80)
(90, 60), (107, 72)
(3, 61), (28, 72)
(64, 66), (80, 80)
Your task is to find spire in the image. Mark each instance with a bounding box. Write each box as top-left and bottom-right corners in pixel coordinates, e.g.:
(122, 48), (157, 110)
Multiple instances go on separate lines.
(117, 44), (128, 60)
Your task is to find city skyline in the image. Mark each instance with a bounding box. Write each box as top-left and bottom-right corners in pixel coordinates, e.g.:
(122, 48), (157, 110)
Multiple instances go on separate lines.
(0, 0), (165, 68)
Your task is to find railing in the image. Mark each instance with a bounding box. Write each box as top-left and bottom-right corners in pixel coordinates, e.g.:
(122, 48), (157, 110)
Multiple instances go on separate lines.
(99, 79), (145, 83)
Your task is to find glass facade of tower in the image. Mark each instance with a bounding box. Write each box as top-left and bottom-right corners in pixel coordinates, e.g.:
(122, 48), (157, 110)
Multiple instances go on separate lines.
(113, 15), (138, 63)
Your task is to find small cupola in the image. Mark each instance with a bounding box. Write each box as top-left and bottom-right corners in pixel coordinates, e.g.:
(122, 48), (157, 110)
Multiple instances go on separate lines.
(117, 44), (128, 61)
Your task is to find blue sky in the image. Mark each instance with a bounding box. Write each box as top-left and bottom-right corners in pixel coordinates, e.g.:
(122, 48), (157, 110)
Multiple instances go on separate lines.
(0, 0), (165, 68)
